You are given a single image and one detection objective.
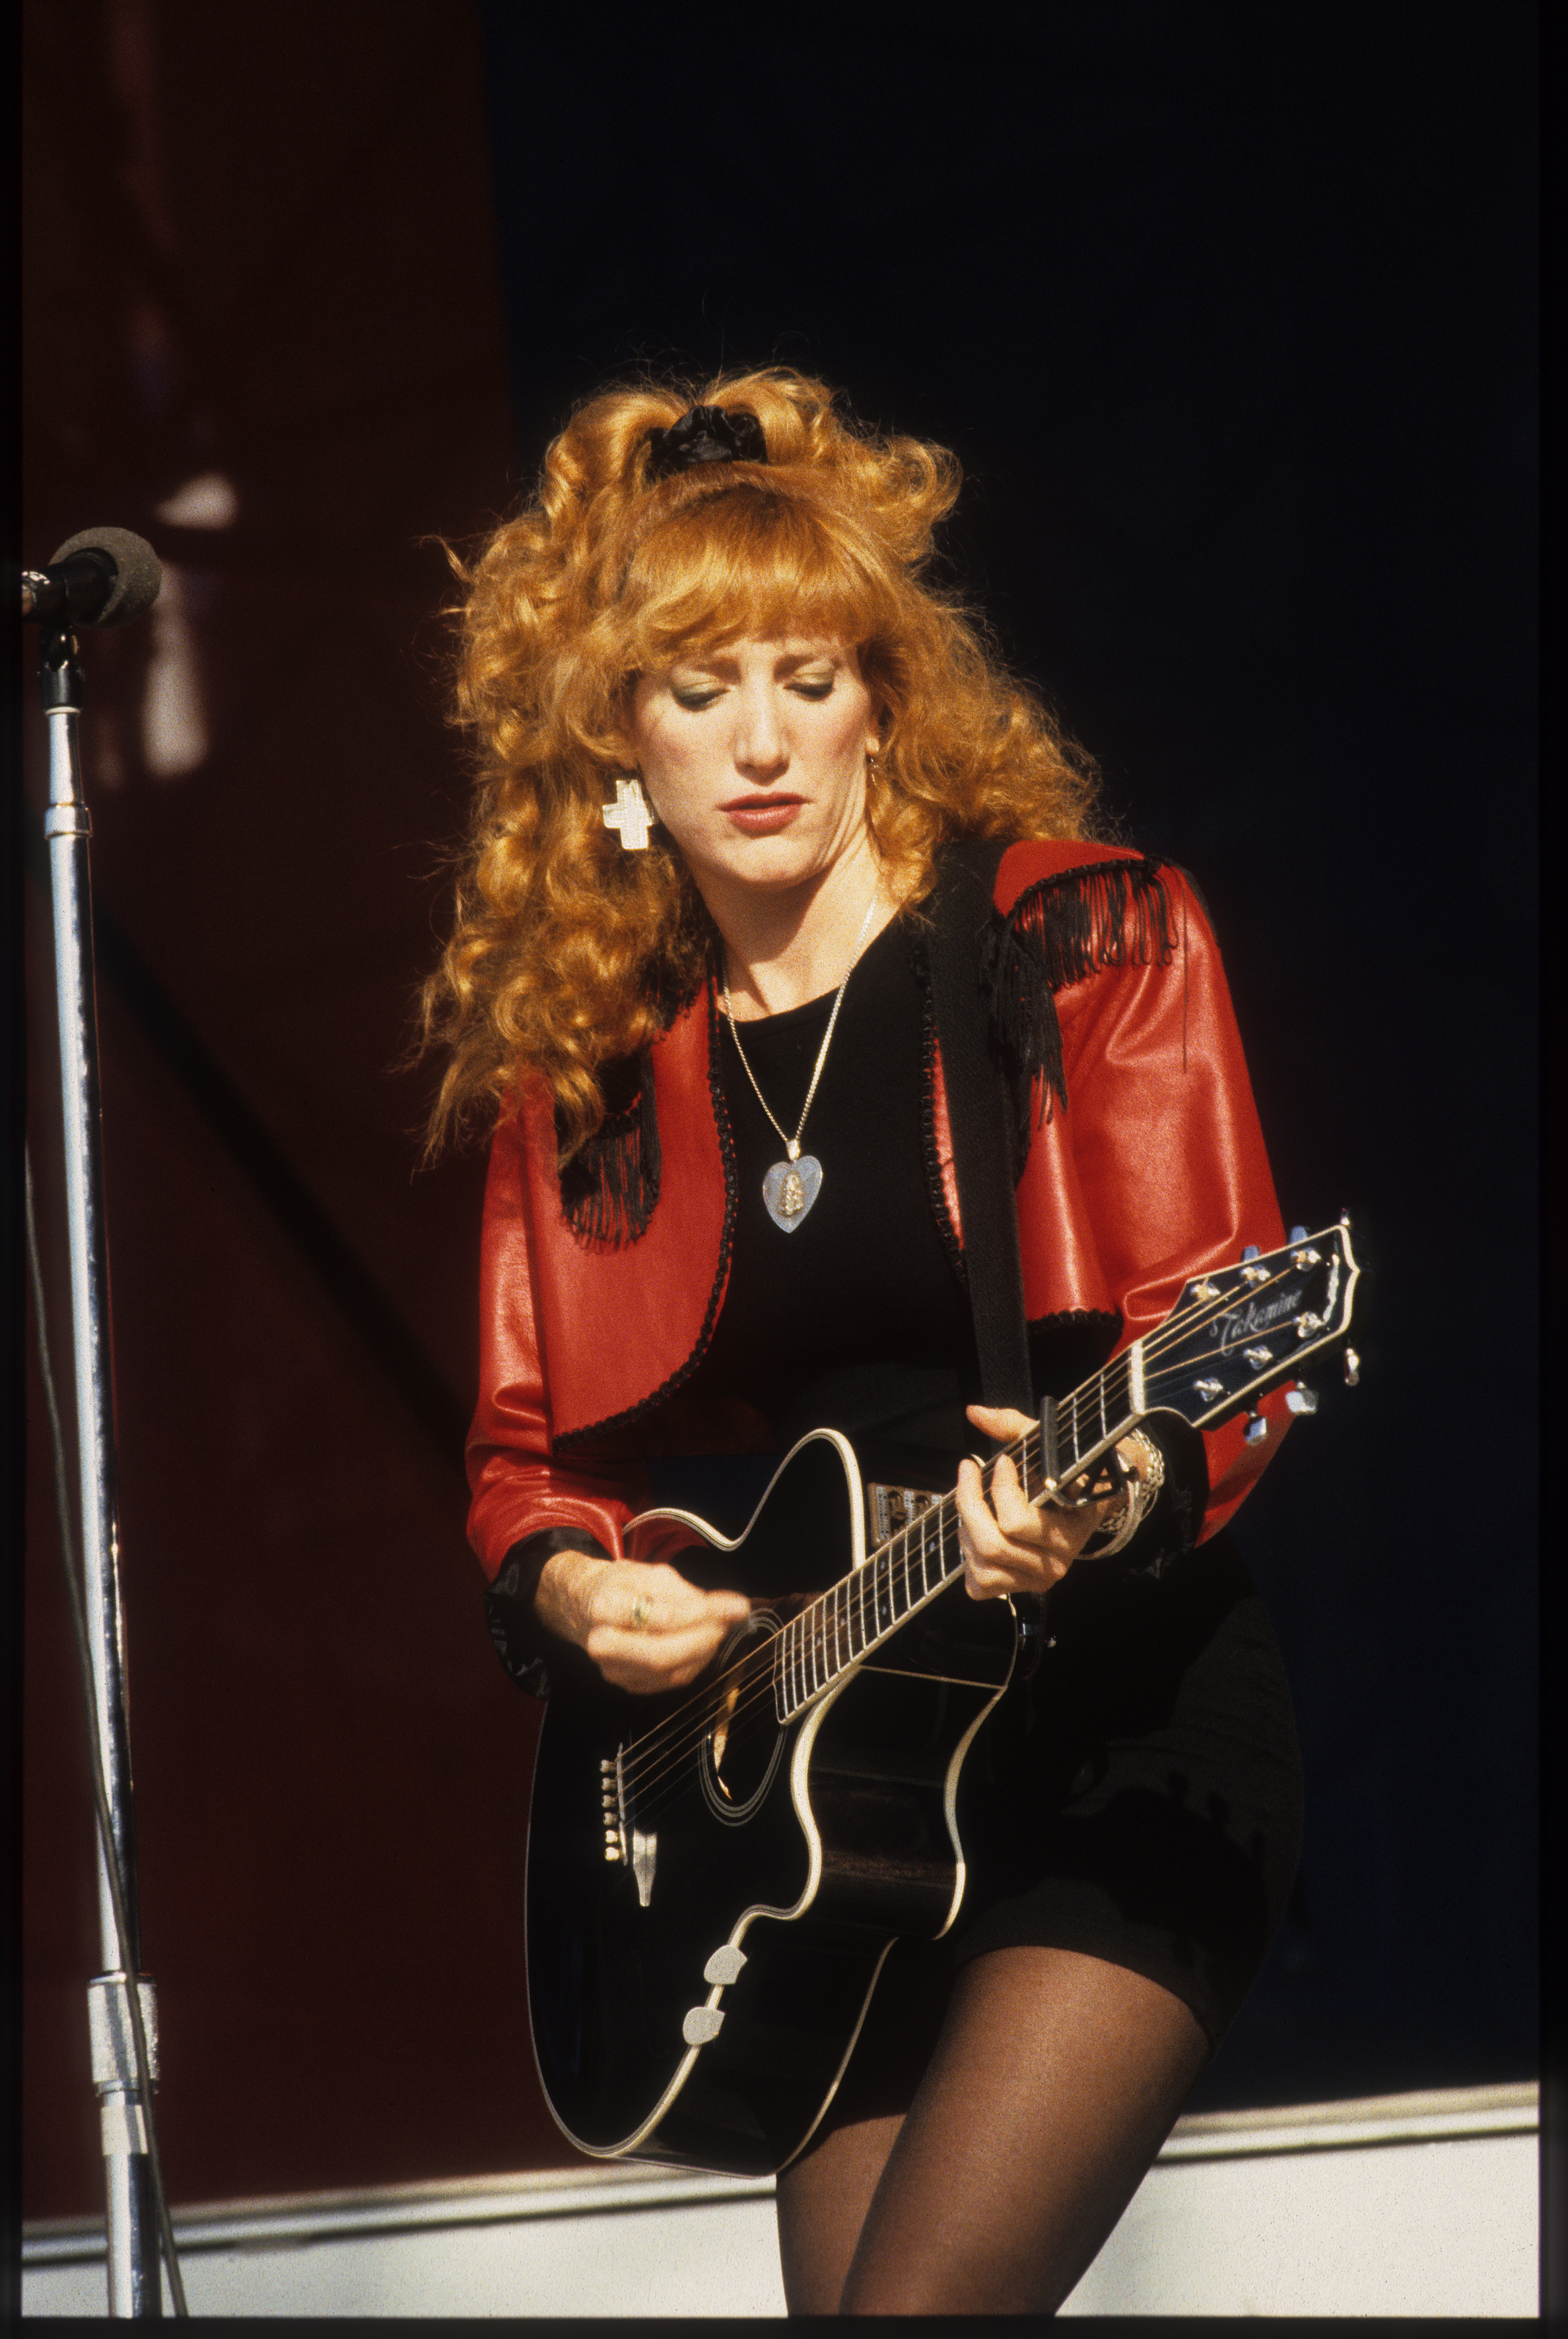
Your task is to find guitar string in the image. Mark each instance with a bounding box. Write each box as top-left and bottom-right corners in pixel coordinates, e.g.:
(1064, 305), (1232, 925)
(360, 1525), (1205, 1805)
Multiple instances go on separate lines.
(620, 1411), (1142, 1820)
(623, 1395), (1129, 1821)
(617, 1472), (981, 1809)
(612, 1252), (1333, 1807)
(615, 1318), (1150, 1798)
(616, 1267), (1317, 1814)
(615, 1359), (1143, 1812)
(1153, 1238), (1341, 1365)
(613, 1256), (1328, 1808)
(620, 1343), (1229, 1819)
(621, 1382), (1132, 1814)
(615, 1413), (1038, 1790)
(617, 1436), (1018, 1810)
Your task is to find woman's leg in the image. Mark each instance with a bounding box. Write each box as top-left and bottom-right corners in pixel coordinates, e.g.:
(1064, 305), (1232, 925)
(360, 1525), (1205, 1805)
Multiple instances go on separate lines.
(774, 2110), (905, 2316)
(774, 1936), (950, 2314)
(835, 1943), (1209, 2315)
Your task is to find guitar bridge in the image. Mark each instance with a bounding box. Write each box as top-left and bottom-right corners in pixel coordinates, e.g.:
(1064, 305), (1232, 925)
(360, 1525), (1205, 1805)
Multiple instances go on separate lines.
(600, 1750), (628, 1865)
(600, 1750), (656, 1905)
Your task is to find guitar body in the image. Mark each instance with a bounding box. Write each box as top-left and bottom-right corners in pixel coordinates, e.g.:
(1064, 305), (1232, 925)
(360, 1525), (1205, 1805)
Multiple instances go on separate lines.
(526, 1431), (1017, 2174)
(523, 1221), (1361, 2177)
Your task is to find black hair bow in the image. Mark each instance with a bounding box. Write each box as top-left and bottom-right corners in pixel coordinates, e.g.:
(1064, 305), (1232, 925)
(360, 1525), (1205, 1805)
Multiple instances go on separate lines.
(643, 404), (767, 480)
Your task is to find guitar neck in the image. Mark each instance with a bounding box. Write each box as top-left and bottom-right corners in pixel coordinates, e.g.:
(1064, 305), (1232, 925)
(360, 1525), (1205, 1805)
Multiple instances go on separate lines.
(770, 1219), (1358, 1725)
(773, 1349), (1139, 1723)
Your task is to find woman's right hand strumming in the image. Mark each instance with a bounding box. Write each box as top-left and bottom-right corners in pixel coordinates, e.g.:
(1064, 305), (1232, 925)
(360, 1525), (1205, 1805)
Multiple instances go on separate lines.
(535, 1551), (753, 1694)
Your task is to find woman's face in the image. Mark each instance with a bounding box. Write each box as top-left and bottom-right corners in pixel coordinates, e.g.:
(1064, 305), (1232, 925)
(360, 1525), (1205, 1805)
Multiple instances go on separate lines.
(624, 636), (881, 901)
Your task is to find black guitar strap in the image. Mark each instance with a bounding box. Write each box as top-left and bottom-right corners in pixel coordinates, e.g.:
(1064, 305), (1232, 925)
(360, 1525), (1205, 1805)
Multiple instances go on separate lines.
(926, 839), (1057, 1678)
(924, 838), (1034, 1415)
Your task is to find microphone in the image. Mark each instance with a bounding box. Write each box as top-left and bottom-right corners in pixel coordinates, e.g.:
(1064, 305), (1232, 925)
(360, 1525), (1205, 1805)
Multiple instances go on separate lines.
(20, 527), (163, 628)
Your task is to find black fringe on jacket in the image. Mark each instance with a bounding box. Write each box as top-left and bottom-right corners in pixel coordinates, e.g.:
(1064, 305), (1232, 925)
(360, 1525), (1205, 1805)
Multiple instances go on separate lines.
(557, 1052), (662, 1247)
(980, 854), (1176, 1142)
(556, 855), (1176, 1244)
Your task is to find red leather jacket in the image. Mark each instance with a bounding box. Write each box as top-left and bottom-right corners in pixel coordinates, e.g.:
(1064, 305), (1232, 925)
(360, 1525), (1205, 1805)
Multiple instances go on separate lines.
(465, 840), (1289, 1582)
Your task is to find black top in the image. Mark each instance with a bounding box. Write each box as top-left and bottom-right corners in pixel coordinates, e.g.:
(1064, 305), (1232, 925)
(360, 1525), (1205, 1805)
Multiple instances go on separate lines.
(685, 914), (984, 1472)
(487, 882), (1205, 1688)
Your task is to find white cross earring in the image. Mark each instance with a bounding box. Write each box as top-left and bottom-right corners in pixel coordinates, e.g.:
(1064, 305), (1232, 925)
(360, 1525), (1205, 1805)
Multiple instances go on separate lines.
(602, 773), (656, 851)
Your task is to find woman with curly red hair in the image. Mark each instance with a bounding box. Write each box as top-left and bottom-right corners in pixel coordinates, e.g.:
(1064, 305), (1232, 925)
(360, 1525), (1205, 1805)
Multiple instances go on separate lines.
(425, 369), (1301, 2314)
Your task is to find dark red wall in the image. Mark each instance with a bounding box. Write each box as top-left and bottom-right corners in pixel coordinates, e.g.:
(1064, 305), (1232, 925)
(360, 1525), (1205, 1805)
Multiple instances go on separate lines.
(22, 0), (578, 2215)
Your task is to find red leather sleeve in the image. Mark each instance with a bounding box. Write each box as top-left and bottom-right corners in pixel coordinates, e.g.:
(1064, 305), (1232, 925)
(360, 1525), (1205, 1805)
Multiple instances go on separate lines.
(1013, 856), (1291, 1540)
(464, 1114), (646, 1583)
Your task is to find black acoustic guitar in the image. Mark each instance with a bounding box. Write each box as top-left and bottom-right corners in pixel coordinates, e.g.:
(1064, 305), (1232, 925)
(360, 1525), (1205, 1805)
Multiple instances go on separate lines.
(525, 1220), (1361, 2176)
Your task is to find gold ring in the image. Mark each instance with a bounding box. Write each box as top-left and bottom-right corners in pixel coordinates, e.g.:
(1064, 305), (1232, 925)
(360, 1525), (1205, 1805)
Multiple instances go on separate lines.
(629, 1594), (652, 1631)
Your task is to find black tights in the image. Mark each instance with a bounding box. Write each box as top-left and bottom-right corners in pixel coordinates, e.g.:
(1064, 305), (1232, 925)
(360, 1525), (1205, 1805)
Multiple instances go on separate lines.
(774, 1942), (1210, 2316)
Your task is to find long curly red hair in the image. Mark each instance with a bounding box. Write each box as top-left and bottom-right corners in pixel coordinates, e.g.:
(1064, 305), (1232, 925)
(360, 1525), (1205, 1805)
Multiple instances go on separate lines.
(422, 366), (1101, 1159)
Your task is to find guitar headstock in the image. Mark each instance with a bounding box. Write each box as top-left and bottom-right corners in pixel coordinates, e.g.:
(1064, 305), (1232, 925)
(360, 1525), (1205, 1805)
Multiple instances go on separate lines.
(1142, 1219), (1362, 1430)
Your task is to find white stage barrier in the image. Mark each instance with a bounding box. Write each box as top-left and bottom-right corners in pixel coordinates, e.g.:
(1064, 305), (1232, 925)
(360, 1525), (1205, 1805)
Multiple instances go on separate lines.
(22, 2080), (1538, 2318)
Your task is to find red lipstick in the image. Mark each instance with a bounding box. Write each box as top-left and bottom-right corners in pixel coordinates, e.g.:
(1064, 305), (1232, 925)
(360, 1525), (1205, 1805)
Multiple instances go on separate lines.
(722, 794), (804, 834)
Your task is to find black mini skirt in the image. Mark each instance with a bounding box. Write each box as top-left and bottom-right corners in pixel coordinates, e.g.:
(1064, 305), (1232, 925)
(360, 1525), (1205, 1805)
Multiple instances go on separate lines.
(828, 1532), (1303, 2115)
(953, 1529), (1303, 2045)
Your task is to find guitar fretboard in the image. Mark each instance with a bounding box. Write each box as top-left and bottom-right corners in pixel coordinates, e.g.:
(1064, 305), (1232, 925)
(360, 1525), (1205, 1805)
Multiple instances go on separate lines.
(616, 1227), (1354, 1837)
(772, 1349), (1141, 1720)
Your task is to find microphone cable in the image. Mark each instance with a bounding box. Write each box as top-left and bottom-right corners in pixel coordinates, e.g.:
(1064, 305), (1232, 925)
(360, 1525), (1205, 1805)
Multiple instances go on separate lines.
(23, 1148), (189, 2317)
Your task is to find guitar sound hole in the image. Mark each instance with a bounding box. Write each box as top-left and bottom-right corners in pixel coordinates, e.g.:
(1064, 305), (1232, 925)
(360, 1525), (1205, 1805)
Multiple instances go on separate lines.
(699, 1610), (785, 1825)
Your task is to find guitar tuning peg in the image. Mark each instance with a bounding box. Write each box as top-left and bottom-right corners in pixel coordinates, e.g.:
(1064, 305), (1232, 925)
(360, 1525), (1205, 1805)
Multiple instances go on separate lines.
(1289, 1225), (1307, 1244)
(1285, 1385), (1319, 1415)
(1342, 1347), (1361, 1386)
(1243, 1413), (1269, 1444)
(1241, 1244), (1260, 1262)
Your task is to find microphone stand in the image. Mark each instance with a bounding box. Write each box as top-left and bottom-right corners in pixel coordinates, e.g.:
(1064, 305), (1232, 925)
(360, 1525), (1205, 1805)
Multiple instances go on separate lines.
(36, 617), (162, 2316)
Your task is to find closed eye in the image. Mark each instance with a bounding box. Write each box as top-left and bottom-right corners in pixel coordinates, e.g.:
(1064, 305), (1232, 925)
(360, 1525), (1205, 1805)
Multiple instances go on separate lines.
(671, 673), (836, 710)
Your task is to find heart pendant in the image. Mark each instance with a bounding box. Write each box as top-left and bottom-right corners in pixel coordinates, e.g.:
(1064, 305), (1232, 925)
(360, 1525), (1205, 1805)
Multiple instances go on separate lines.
(762, 1155), (823, 1232)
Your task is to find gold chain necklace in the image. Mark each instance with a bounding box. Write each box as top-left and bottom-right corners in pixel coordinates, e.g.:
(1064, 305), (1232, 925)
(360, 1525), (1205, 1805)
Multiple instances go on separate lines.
(722, 893), (881, 1232)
